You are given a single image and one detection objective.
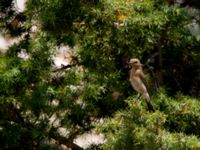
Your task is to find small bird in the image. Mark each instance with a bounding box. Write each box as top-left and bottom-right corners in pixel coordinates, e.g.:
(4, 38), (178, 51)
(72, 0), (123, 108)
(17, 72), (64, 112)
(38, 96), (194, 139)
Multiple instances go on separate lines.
(129, 58), (155, 112)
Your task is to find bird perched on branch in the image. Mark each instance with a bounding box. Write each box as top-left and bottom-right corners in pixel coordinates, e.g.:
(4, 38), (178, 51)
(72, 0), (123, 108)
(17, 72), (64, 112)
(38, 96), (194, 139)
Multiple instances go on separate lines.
(129, 58), (155, 112)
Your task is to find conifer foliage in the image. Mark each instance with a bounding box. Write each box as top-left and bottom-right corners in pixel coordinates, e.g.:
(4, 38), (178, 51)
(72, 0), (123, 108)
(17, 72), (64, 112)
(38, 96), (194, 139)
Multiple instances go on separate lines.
(0, 0), (200, 149)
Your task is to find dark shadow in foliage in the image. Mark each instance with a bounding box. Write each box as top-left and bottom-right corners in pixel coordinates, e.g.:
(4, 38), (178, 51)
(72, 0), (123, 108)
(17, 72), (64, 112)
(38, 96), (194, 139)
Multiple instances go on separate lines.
(26, 0), (103, 47)
(0, 0), (27, 37)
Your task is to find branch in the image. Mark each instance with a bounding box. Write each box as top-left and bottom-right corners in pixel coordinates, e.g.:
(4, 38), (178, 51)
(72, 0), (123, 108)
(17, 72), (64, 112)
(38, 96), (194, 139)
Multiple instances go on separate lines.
(49, 128), (83, 150)
(52, 64), (74, 72)
(143, 52), (159, 67)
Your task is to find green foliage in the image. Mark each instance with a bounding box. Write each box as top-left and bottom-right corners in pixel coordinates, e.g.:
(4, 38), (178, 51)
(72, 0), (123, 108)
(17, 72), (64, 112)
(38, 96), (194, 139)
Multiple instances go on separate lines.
(0, 0), (200, 149)
(156, 93), (200, 137)
(101, 93), (200, 150)
(27, 0), (81, 31)
(77, 0), (200, 96)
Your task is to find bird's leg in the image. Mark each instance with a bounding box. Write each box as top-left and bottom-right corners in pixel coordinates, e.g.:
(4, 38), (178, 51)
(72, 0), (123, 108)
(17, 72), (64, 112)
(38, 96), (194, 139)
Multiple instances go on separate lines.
(133, 94), (141, 102)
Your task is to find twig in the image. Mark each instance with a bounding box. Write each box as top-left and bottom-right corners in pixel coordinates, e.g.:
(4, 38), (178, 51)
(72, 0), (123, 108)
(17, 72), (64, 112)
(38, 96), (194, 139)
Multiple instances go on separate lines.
(52, 64), (74, 72)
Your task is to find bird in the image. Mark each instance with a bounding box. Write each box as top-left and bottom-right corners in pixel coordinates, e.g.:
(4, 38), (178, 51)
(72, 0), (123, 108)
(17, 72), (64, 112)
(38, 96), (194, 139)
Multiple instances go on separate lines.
(129, 58), (155, 112)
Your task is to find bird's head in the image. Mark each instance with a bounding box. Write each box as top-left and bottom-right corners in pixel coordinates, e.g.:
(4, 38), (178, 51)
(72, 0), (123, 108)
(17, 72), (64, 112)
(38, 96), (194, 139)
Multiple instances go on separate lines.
(129, 58), (142, 68)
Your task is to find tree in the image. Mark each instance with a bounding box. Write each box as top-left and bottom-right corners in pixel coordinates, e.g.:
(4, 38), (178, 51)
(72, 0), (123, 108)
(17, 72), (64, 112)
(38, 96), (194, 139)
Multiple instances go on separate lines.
(0, 0), (200, 149)
(102, 94), (200, 150)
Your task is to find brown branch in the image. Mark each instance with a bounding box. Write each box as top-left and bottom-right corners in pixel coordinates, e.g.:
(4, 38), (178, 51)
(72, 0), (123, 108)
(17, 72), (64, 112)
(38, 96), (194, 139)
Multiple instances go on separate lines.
(49, 128), (83, 150)
(52, 64), (74, 72)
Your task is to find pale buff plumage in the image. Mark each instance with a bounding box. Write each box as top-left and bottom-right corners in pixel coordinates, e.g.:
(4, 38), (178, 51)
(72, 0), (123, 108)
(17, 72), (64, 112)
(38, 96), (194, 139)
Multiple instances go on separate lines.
(129, 58), (155, 111)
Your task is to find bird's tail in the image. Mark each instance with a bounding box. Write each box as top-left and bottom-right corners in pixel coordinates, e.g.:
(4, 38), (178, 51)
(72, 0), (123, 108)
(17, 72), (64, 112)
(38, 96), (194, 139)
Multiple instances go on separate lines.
(142, 93), (155, 112)
(146, 100), (155, 112)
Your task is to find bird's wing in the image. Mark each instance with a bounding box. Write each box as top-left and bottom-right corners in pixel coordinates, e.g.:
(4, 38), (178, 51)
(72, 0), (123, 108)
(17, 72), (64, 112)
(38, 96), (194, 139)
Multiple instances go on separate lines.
(137, 70), (148, 86)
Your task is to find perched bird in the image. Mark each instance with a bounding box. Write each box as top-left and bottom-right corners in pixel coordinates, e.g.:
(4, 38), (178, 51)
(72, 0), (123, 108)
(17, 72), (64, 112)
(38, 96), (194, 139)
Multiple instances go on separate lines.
(129, 58), (155, 112)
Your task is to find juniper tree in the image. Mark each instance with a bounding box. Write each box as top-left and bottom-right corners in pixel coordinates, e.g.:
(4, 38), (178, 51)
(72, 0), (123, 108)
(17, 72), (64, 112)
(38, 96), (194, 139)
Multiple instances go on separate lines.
(0, 0), (200, 149)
